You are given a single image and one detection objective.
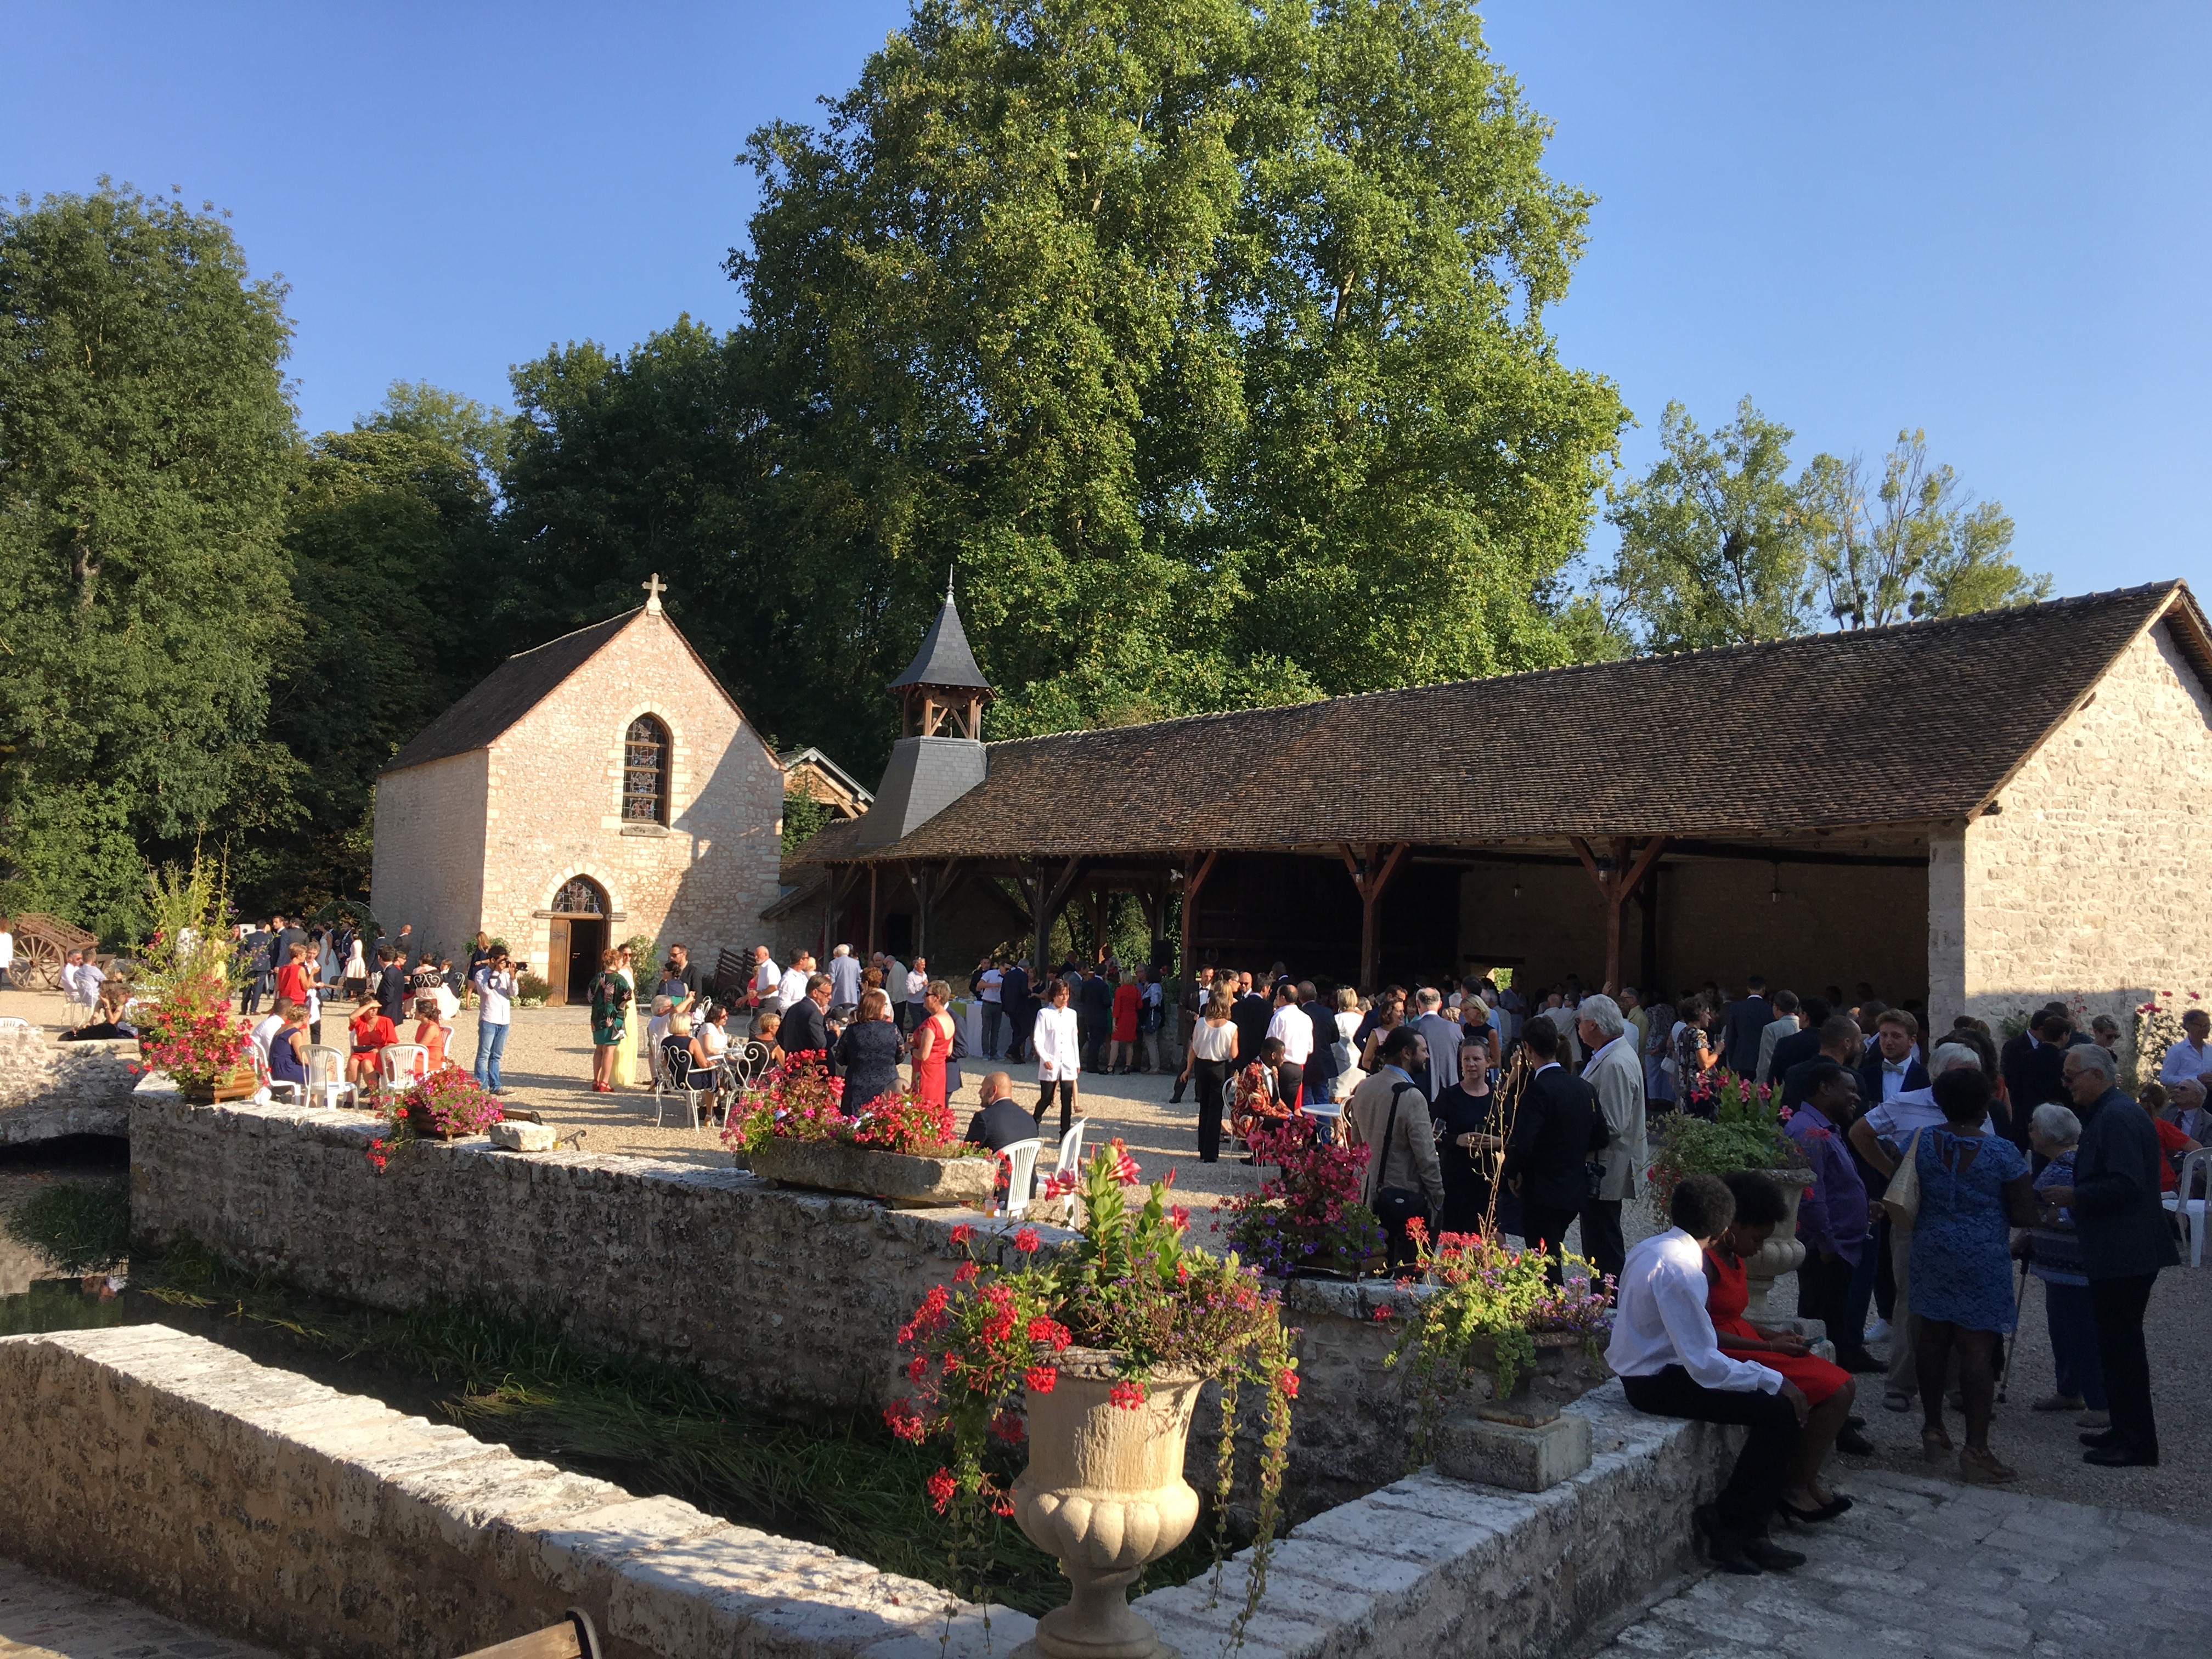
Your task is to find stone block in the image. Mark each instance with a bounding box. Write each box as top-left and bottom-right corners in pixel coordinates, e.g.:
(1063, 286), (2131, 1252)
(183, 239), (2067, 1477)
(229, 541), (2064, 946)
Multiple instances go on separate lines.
(1436, 1410), (1592, 1493)
(746, 1138), (997, 1208)
(489, 1120), (557, 1151)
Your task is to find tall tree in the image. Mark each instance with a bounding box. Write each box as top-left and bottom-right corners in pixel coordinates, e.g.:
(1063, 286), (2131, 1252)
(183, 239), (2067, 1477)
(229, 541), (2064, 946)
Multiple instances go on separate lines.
(0, 184), (298, 937)
(1799, 429), (2050, 629)
(1600, 398), (1808, 652)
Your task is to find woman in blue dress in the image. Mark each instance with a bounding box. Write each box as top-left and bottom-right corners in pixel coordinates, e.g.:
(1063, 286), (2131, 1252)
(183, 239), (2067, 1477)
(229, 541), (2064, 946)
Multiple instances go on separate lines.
(1909, 1067), (2036, 1483)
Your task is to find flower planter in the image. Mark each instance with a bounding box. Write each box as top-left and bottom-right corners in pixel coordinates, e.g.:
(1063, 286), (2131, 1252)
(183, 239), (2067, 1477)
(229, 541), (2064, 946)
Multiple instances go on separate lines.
(181, 1066), (259, 1105)
(1742, 1178), (1805, 1322)
(745, 1137), (995, 1209)
(1012, 1348), (1203, 1659)
(1468, 1330), (1605, 1429)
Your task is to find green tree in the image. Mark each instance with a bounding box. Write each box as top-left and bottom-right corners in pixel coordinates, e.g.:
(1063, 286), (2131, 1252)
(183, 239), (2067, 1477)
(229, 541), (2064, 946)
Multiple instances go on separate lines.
(1799, 429), (2050, 629)
(0, 184), (299, 937)
(1600, 398), (1808, 652)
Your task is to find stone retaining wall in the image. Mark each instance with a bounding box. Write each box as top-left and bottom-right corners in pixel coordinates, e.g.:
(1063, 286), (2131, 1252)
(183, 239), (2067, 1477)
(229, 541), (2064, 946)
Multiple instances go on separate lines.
(0, 1325), (1022, 1659)
(129, 1088), (1418, 1513)
(0, 1029), (136, 1143)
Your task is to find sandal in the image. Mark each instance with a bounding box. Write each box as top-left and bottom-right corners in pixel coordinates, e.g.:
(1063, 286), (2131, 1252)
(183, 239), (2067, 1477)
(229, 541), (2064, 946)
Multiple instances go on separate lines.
(1960, 1448), (2017, 1485)
(1921, 1425), (1953, 1464)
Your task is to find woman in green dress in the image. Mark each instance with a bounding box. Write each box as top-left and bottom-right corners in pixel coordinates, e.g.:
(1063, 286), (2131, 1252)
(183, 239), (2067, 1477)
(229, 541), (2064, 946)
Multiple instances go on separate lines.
(589, 947), (632, 1093)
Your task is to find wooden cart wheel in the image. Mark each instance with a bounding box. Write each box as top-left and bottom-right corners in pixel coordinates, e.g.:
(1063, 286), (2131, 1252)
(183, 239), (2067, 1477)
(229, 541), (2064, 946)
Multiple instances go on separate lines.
(22, 935), (63, 991)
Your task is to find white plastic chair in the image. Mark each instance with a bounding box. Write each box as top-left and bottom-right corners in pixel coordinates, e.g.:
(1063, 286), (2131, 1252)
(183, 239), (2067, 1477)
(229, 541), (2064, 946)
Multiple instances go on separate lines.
(307, 1043), (357, 1111)
(379, 1043), (431, 1090)
(0, 1015), (35, 1037)
(1054, 1117), (1089, 1180)
(251, 1045), (301, 1108)
(1000, 1137), (1045, 1219)
(2166, 1147), (2210, 1267)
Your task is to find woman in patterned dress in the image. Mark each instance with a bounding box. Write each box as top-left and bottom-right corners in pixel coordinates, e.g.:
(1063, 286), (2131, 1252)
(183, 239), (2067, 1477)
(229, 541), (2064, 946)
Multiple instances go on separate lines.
(588, 948), (632, 1093)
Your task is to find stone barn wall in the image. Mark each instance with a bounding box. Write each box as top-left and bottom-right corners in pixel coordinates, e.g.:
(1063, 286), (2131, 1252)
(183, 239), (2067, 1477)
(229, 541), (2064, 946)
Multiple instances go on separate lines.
(1934, 614), (2212, 1056)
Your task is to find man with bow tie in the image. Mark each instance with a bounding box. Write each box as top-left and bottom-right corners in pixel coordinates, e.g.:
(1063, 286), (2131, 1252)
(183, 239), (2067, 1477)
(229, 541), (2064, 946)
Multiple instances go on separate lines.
(1857, 1009), (1928, 1108)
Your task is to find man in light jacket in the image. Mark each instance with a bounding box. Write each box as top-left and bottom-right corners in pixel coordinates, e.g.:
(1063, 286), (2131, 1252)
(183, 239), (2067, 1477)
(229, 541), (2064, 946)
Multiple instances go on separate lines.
(1578, 994), (1647, 1294)
(1345, 1025), (1446, 1270)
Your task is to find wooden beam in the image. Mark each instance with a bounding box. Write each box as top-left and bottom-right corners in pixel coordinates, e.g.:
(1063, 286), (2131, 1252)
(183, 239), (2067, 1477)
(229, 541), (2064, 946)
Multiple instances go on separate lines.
(1339, 841), (1409, 992)
(1180, 849), (1220, 981)
(973, 874), (1036, 938)
(1031, 857), (1087, 973)
(1568, 835), (1669, 994)
(866, 865), (879, 958)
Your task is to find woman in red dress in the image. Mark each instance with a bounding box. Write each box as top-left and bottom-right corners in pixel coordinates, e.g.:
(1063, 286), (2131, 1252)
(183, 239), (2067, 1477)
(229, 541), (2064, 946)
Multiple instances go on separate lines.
(1108, 972), (1141, 1075)
(911, 979), (955, 1113)
(1705, 1170), (1859, 1523)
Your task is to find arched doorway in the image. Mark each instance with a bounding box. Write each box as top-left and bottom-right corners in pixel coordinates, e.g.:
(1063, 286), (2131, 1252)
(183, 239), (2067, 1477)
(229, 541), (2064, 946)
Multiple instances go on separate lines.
(547, 876), (610, 1007)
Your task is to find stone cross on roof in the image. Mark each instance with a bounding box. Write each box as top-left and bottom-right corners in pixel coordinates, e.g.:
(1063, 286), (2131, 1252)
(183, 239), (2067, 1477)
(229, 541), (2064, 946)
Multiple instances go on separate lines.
(642, 572), (666, 614)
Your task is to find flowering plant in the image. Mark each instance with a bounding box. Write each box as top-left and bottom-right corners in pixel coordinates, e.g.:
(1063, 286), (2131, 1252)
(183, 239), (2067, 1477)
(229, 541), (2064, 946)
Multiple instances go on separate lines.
(366, 1068), (504, 1168)
(130, 858), (251, 1092)
(1210, 1117), (1387, 1277)
(721, 1057), (974, 1157)
(1381, 1224), (1613, 1460)
(1654, 1070), (1807, 1210)
(888, 1142), (1297, 1633)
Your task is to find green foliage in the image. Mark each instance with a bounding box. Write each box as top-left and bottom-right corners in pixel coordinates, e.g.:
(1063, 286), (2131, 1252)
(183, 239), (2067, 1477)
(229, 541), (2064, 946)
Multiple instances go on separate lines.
(3, 1180), (131, 1274)
(0, 183), (300, 939)
(781, 784), (831, 855)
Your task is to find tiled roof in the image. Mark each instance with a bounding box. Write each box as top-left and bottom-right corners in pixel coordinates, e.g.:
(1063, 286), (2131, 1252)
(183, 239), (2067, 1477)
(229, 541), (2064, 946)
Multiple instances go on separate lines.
(384, 611), (638, 773)
(806, 583), (2205, 863)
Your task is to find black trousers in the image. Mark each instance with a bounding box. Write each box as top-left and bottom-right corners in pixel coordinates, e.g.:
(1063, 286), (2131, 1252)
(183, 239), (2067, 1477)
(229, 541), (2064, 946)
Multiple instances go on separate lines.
(1193, 1058), (1229, 1161)
(1797, 1249), (1857, 1352)
(1578, 1198), (1626, 1293)
(1622, 1365), (1798, 1536)
(1277, 1060), (1304, 1111)
(1521, 1202), (1578, 1258)
(1034, 1079), (1076, 1139)
(2090, 1272), (2158, 1459)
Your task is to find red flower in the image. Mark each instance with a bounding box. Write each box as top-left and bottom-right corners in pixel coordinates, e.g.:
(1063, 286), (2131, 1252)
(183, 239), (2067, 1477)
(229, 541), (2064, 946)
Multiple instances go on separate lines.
(884, 1399), (928, 1443)
(926, 1468), (957, 1512)
(905, 1355), (928, 1382)
(1109, 1380), (1147, 1410)
(1026, 1316), (1070, 1350)
(1013, 1227), (1041, 1252)
(950, 1223), (973, 1245)
(1168, 1205), (1190, 1231)
(954, 1260), (978, 1283)
(989, 1409), (1026, 1443)
(1277, 1368), (1300, 1398)
(1370, 1304), (1395, 1324)
(1404, 1215), (1429, 1245)
(1024, 1365), (1058, 1393)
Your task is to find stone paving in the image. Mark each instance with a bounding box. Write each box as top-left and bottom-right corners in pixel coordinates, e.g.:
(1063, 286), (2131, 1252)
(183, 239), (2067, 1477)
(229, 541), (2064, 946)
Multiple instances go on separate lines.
(0, 1560), (279, 1659)
(1589, 1467), (2208, 1659)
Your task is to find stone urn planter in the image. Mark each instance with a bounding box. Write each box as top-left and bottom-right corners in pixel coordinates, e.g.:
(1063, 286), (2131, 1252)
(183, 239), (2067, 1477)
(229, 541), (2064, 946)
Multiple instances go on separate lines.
(1011, 1348), (1203, 1659)
(1741, 1176), (1806, 1321)
(746, 1137), (995, 1209)
(1465, 1329), (1604, 1428)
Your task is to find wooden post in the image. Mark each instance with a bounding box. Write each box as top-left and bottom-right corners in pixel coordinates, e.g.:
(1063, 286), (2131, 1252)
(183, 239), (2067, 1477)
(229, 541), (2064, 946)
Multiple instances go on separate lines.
(1031, 857), (1087, 975)
(1338, 842), (1410, 992)
(1568, 835), (1668, 994)
(1180, 850), (1219, 984)
(866, 865), (879, 958)
(1638, 865), (1661, 994)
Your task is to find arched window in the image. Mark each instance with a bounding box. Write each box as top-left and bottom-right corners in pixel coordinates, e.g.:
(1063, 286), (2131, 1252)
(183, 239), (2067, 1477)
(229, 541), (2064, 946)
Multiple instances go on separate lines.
(623, 715), (670, 823)
(552, 876), (607, 916)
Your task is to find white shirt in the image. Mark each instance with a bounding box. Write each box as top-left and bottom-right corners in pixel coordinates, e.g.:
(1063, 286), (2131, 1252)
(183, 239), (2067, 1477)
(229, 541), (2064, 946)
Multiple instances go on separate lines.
(979, 968), (1004, 1004)
(1032, 1005), (1082, 1080)
(0, 930), (12, 969)
(1267, 1003), (1314, 1066)
(1874, 1055), (1916, 1102)
(753, 957), (782, 998)
(2159, 1036), (2212, 1090)
(473, 967), (514, 1025)
(432, 981), (460, 1022)
(1606, 1228), (1782, 1394)
(251, 1012), (284, 1056)
(1865, 1087), (1995, 1146)
(777, 966), (809, 1012)
(906, 968), (929, 1002)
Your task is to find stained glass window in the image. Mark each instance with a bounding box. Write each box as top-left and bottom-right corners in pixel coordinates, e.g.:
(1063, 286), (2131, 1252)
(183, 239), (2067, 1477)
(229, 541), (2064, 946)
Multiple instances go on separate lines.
(552, 877), (605, 916)
(623, 715), (669, 823)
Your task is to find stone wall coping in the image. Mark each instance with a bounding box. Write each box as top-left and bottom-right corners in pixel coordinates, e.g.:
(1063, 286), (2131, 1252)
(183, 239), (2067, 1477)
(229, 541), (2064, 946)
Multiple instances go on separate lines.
(0, 1324), (1036, 1659)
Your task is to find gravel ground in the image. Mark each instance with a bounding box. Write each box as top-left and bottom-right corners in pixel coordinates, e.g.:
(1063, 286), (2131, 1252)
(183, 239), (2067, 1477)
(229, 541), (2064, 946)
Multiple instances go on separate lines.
(8, 985), (2206, 1514)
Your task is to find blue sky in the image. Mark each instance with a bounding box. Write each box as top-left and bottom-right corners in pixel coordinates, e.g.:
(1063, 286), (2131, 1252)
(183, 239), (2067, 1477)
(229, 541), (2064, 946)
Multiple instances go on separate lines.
(5, 1), (2206, 597)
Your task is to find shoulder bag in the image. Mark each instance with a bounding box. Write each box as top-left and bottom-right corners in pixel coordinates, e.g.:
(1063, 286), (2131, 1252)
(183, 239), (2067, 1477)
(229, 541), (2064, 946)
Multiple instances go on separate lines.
(1882, 1127), (1925, 1231)
(1370, 1080), (1430, 1235)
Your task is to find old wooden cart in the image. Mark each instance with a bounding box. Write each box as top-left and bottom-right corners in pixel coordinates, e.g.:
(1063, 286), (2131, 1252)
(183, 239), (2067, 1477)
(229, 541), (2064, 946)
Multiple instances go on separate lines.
(8, 913), (96, 990)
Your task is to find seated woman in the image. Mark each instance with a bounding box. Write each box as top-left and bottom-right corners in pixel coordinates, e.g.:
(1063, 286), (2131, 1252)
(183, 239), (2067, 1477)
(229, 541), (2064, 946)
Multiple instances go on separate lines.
(660, 1013), (700, 1092)
(1703, 1170), (1862, 1521)
(751, 1009), (785, 1066)
(411, 997), (450, 1073)
(348, 999), (396, 1086)
(268, 1005), (313, 1094)
(1231, 1037), (1293, 1160)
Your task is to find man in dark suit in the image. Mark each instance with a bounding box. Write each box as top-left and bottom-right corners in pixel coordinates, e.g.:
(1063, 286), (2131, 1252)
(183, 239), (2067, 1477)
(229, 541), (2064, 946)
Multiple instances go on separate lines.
(1503, 1017), (1606, 1269)
(1076, 965), (1114, 1067)
(376, 951), (409, 1023)
(998, 961), (1032, 1064)
(963, 1071), (1034, 1152)
(1299, 981), (1338, 1104)
(1999, 1007), (2074, 1151)
(1857, 1009), (1929, 1109)
(2049, 1044), (2179, 1467)
(1763, 996), (1830, 1087)
(1230, 972), (1272, 1081)
(778, 974), (839, 1069)
(238, 924), (274, 1014)
(1720, 975), (1774, 1078)
(1781, 1014), (1863, 1109)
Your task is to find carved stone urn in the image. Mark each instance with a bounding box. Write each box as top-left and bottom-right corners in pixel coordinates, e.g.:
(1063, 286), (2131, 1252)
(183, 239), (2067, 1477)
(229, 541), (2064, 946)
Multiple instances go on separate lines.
(1011, 1348), (1203, 1659)
(1741, 1178), (1806, 1321)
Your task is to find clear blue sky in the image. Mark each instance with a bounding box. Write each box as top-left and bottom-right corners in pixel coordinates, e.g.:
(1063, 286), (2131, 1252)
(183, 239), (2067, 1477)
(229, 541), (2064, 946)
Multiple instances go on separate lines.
(5, 1), (2206, 597)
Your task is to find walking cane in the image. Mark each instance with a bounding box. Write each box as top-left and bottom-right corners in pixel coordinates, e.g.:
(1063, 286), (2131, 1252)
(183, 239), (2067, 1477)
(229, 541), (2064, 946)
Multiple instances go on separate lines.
(1995, 1257), (2030, 1403)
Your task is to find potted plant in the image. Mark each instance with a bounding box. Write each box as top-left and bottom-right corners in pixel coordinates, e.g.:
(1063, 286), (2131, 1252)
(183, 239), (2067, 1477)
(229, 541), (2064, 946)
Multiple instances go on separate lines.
(1210, 1116), (1387, 1278)
(1381, 1224), (1613, 1451)
(131, 859), (255, 1104)
(887, 1145), (1298, 1656)
(1652, 1073), (1813, 1318)
(363, 1068), (505, 1169)
(724, 1057), (994, 1207)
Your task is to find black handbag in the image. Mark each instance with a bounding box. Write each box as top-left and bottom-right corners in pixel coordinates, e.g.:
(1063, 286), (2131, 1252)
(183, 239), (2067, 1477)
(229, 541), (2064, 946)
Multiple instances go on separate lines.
(1371, 1080), (1430, 1231)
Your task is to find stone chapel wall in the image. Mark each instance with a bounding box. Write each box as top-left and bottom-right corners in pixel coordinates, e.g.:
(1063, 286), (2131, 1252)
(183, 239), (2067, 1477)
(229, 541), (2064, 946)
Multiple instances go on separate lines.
(366, 749), (488, 959)
(1937, 614), (2212, 1057)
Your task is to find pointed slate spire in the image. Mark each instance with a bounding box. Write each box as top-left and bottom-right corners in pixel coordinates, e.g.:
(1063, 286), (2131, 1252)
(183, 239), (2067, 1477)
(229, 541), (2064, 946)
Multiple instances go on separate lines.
(889, 577), (992, 693)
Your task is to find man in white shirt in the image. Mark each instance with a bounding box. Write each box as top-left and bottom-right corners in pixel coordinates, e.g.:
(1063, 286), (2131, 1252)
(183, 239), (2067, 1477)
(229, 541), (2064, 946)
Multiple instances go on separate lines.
(777, 952), (812, 1014)
(828, 945), (862, 1016)
(977, 958), (1005, 1058)
(250, 997), (291, 1060)
(2159, 1008), (2212, 1091)
(0, 917), (13, 989)
(1609, 1172), (1810, 1575)
(1266, 981), (1315, 1105)
(750, 945), (781, 1011)
(906, 957), (931, 1027)
(884, 955), (910, 1030)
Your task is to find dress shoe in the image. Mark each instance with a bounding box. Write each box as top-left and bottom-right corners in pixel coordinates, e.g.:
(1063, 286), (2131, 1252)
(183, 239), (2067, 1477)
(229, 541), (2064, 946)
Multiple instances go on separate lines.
(1836, 1348), (1887, 1374)
(1835, 1426), (1877, 1457)
(1691, 1505), (1761, 1576)
(1741, 1534), (1807, 1572)
(2083, 1444), (2158, 1468)
(2032, 1393), (2085, 1413)
(2080, 1429), (2122, 1448)
(2075, 1409), (2110, 1430)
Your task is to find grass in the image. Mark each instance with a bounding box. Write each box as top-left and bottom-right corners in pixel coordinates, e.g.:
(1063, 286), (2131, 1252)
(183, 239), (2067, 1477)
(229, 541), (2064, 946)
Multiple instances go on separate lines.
(5, 1218), (1221, 1616)
(3, 1179), (131, 1273)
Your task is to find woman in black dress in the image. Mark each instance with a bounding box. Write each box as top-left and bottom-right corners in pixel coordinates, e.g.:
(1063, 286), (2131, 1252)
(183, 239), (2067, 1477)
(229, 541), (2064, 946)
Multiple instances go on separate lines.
(1430, 1035), (1522, 1238)
(835, 987), (906, 1112)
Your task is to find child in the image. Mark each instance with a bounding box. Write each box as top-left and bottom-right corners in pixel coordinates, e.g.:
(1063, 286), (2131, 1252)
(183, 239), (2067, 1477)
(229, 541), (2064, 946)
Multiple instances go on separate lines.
(413, 996), (452, 1073)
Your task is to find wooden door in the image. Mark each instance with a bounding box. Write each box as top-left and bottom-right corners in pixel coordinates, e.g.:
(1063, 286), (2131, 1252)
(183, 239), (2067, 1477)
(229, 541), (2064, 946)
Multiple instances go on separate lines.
(545, 919), (571, 1005)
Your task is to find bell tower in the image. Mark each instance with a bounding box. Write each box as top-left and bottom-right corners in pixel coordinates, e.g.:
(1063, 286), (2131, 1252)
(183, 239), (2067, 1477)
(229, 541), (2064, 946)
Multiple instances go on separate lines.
(855, 578), (995, 849)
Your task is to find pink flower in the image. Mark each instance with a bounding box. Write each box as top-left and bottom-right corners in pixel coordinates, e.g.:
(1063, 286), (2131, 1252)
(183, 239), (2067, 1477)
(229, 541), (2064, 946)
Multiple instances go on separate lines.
(1277, 1368), (1300, 1399)
(1370, 1304), (1395, 1324)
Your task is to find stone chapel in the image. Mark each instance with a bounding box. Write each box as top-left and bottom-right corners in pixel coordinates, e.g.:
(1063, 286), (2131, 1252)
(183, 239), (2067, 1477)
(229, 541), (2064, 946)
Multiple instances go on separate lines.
(368, 578), (786, 1003)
